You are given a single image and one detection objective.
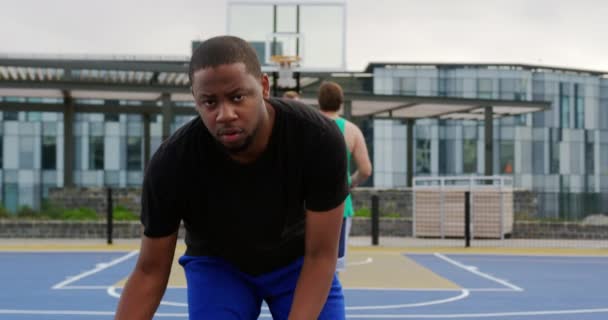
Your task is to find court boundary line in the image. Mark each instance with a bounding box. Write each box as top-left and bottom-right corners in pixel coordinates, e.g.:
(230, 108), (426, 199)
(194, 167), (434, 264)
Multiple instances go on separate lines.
(3, 307), (608, 318)
(107, 286), (471, 310)
(433, 253), (523, 291)
(51, 250), (138, 289)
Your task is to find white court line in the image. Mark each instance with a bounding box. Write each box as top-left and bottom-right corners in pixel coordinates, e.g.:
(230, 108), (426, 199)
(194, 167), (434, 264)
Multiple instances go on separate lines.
(434, 253), (523, 292)
(444, 256), (608, 265)
(3, 308), (608, 318)
(108, 287), (469, 310)
(52, 251), (139, 289)
(0, 309), (186, 317)
(56, 286), (110, 290)
(348, 257), (373, 266)
(346, 289), (469, 311)
(261, 308), (608, 318)
(0, 250), (135, 253)
(108, 286), (187, 307)
(442, 252), (608, 258)
(344, 287), (516, 292)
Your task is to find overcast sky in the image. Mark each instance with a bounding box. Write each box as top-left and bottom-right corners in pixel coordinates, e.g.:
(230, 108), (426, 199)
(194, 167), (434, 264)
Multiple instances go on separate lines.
(1, 0), (607, 71)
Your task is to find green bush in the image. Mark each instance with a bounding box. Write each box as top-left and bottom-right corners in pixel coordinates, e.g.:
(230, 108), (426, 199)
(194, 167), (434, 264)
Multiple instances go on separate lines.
(61, 207), (99, 220)
(383, 212), (402, 218)
(354, 207), (371, 217)
(0, 205), (9, 218)
(17, 206), (38, 218)
(354, 207), (401, 218)
(40, 201), (64, 219)
(1, 203), (139, 221)
(113, 206), (139, 221)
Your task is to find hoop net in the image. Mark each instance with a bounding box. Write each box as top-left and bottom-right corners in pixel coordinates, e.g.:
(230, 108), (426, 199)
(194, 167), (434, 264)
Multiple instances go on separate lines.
(270, 55), (301, 88)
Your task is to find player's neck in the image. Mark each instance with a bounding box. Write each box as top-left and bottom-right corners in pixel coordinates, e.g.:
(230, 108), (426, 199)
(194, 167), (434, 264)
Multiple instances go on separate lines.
(320, 110), (340, 119)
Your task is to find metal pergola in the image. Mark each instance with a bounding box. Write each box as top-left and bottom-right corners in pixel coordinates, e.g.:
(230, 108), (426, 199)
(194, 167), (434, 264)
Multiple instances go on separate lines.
(298, 93), (550, 186)
(0, 57), (551, 188)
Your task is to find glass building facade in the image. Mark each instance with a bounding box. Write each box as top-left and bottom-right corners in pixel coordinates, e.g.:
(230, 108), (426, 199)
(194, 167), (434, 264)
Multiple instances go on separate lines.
(0, 104), (194, 212)
(1, 63), (607, 213)
(371, 64), (608, 193)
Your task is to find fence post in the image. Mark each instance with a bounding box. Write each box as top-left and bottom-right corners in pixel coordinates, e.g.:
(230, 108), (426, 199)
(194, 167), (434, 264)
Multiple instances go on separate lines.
(107, 188), (113, 245)
(371, 195), (379, 246)
(464, 191), (471, 248)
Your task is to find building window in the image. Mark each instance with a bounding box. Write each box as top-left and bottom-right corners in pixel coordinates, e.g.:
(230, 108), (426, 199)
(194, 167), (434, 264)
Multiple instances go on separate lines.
(3, 183), (18, 213)
(499, 141), (514, 174)
(477, 78), (493, 99)
(89, 136), (104, 170)
(126, 137), (142, 170)
(550, 142), (560, 174)
(3, 111), (18, 121)
(26, 112), (41, 122)
(439, 139), (456, 175)
(105, 113), (120, 122)
(19, 137), (34, 169)
(586, 142), (594, 175)
(399, 78), (417, 95)
(574, 84), (584, 129)
(532, 141), (544, 174)
(499, 79), (515, 100)
(514, 79), (527, 101)
(560, 82), (570, 128)
(41, 136), (56, 170)
(439, 140), (447, 174)
(463, 139), (477, 173)
(415, 139), (431, 174)
(438, 78), (447, 97)
(446, 78), (463, 97)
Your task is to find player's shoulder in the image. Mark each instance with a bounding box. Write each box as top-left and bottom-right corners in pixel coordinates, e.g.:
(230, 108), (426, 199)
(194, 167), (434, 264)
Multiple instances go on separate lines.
(270, 97), (337, 135)
(344, 118), (363, 135)
(148, 117), (205, 171)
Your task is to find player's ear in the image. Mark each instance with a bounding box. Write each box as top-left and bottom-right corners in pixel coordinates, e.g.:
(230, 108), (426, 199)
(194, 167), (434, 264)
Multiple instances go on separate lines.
(261, 74), (270, 99)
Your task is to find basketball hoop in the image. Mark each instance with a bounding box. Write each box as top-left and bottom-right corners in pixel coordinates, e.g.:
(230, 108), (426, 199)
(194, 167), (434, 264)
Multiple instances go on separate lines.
(270, 55), (301, 88)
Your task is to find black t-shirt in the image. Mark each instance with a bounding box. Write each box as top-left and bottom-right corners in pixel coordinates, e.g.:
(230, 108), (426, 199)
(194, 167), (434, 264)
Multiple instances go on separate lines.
(140, 97), (349, 275)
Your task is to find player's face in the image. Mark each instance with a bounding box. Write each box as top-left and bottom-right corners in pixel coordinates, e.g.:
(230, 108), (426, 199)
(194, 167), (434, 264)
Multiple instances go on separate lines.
(191, 63), (270, 154)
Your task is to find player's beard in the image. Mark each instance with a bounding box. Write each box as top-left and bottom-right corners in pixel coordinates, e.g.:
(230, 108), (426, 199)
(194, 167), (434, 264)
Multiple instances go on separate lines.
(223, 131), (254, 154)
(217, 124), (259, 155)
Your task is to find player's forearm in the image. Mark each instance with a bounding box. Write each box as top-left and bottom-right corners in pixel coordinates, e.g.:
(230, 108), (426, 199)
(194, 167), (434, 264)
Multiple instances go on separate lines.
(114, 270), (168, 320)
(288, 254), (337, 320)
(351, 169), (371, 188)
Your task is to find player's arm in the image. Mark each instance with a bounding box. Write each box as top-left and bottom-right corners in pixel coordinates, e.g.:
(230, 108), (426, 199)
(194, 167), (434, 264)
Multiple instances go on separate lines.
(115, 142), (182, 319)
(347, 121), (372, 188)
(289, 122), (349, 319)
(288, 204), (343, 320)
(115, 232), (177, 320)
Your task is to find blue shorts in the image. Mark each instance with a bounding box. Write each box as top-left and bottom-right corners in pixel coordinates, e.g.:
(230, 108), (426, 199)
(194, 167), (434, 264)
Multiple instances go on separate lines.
(178, 255), (345, 320)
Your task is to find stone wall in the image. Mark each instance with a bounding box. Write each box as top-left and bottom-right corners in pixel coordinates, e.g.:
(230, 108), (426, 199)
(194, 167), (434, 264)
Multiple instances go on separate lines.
(512, 221), (608, 239)
(351, 188), (412, 217)
(48, 187), (141, 216)
(1, 219), (606, 240)
(0, 220), (184, 239)
(351, 217), (412, 237)
(47, 187), (536, 220)
(33, 187), (606, 240)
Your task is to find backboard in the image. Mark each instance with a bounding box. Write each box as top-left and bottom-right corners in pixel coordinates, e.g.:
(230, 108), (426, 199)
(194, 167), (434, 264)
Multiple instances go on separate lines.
(227, 1), (347, 72)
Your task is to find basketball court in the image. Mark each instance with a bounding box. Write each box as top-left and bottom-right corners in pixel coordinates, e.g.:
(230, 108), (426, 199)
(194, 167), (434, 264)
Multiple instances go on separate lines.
(1, 240), (607, 320)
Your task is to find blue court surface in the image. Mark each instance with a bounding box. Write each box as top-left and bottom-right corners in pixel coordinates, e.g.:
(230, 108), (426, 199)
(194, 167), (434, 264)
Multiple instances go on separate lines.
(1, 249), (607, 319)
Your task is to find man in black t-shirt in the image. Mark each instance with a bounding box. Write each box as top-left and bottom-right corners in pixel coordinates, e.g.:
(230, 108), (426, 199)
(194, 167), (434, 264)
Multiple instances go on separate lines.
(115, 36), (349, 320)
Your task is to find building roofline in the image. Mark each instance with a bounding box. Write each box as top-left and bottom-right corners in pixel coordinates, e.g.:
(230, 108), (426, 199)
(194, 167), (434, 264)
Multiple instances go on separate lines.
(0, 53), (189, 62)
(363, 62), (608, 77)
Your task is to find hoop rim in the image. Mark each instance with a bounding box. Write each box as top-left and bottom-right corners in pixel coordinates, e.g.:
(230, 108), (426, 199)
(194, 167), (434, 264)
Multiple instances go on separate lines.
(270, 54), (302, 65)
